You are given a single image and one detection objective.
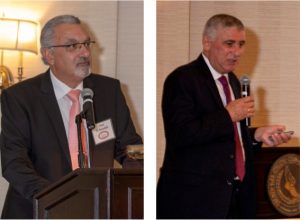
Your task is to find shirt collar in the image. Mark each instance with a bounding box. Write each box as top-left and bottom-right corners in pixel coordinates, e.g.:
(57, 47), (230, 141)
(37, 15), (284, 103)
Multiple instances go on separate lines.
(202, 53), (229, 81)
(50, 70), (83, 100)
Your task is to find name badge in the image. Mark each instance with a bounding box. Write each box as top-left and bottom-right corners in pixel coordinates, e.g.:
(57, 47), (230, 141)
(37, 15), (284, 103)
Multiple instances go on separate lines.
(92, 119), (115, 145)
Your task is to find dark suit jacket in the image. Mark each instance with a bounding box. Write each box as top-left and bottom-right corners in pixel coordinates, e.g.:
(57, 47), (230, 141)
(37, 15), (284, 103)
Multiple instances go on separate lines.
(157, 54), (260, 219)
(0, 70), (142, 218)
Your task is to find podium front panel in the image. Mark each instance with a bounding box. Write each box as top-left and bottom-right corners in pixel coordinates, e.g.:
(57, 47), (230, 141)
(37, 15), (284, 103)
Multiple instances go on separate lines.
(253, 147), (300, 218)
(110, 169), (143, 219)
(34, 168), (143, 219)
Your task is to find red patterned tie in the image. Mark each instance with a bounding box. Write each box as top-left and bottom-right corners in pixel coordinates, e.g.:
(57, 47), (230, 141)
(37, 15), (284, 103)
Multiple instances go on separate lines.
(67, 90), (88, 170)
(218, 76), (245, 181)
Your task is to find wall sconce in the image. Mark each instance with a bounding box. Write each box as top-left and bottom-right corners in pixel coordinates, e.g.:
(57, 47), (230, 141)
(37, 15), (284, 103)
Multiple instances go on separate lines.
(0, 17), (38, 90)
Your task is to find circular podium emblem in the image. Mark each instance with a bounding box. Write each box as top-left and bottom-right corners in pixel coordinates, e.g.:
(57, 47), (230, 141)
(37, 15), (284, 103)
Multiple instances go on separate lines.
(267, 153), (300, 217)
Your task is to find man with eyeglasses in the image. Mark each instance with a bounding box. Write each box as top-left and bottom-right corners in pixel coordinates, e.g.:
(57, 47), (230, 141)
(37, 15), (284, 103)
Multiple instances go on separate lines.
(0, 14), (142, 218)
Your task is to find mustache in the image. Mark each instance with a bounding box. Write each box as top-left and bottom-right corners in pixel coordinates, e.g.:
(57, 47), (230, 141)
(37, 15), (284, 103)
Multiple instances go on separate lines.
(77, 57), (90, 65)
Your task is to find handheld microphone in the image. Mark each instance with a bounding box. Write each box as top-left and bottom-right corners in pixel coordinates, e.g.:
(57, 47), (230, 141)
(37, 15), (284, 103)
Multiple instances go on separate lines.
(81, 88), (96, 129)
(240, 75), (251, 126)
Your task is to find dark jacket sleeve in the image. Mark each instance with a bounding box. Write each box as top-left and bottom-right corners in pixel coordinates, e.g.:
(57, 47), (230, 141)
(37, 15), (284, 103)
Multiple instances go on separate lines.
(0, 89), (50, 200)
(162, 68), (234, 149)
(113, 80), (143, 164)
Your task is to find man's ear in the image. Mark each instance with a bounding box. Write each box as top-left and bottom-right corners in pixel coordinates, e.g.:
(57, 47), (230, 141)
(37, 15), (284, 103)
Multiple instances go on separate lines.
(202, 36), (211, 51)
(41, 47), (55, 65)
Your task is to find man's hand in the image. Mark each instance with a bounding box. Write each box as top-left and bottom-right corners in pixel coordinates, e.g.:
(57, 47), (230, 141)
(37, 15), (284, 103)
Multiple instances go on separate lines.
(254, 125), (293, 147)
(226, 96), (255, 122)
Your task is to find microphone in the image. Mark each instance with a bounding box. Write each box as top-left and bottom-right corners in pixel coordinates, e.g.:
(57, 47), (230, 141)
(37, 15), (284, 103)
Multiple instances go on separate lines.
(240, 75), (251, 126)
(81, 88), (96, 129)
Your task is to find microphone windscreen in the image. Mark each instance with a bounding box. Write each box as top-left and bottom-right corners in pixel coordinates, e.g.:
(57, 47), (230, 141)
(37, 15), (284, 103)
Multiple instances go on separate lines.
(81, 88), (94, 98)
(240, 75), (250, 86)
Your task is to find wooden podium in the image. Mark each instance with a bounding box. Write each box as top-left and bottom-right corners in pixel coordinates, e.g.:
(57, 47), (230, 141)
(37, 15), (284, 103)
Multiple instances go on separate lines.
(34, 168), (143, 219)
(253, 147), (300, 218)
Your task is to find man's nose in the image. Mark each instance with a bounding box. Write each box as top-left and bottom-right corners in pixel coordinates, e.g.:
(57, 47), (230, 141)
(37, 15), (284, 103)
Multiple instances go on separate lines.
(78, 44), (90, 57)
(232, 44), (244, 57)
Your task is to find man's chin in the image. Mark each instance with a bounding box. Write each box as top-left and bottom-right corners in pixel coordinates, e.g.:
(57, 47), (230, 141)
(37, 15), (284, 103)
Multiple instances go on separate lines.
(75, 69), (91, 79)
(225, 66), (237, 73)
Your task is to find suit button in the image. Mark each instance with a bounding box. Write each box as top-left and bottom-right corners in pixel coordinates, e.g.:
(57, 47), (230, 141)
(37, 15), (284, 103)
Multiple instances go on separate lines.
(227, 180), (233, 186)
(229, 154), (234, 159)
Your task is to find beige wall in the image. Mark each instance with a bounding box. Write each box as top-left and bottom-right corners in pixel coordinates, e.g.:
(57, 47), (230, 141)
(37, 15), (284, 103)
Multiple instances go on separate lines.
(157, 1), (300, 180)
(157, 0), (190, 178)
(0, 0), (143, 214)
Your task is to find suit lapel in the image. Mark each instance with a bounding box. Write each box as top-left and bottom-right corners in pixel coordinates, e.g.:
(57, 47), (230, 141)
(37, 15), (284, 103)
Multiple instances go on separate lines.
(197, 55), (224, 108)
(39, 70), (71, 166)
(197, 55), (242, 106)
(228, 73), (241, 100)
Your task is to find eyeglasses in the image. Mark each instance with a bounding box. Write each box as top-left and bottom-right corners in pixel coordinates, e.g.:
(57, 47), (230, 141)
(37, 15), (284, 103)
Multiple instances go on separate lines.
(48, 41), (95, 52)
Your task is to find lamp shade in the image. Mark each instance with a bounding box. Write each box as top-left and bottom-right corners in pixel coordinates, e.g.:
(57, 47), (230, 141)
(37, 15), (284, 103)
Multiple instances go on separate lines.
(0, 18), (38, 54)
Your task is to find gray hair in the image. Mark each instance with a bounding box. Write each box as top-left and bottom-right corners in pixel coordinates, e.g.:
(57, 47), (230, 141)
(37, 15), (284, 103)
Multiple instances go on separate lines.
(40, 15), (81, 64)
(203, 14), (244, 40)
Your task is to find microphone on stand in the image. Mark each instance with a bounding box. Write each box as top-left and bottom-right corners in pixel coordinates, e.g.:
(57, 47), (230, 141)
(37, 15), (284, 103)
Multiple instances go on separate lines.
(75, 88), (96, 168)
(240, 75), (251, 126)
(81, 88), (95, 129)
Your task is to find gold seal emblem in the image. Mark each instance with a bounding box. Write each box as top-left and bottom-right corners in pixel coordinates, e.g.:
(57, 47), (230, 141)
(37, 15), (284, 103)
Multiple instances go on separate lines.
(267, 153), (300, 217)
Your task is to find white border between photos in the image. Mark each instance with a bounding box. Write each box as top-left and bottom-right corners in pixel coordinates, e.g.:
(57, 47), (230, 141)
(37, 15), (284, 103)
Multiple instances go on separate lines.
(144, 0), (156, 219)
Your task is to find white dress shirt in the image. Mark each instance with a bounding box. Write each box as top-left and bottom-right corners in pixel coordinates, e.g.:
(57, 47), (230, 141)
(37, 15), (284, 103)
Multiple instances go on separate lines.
(50, 70), (91, 167)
